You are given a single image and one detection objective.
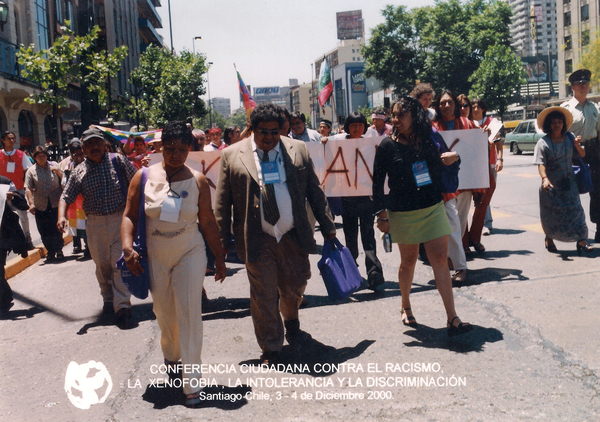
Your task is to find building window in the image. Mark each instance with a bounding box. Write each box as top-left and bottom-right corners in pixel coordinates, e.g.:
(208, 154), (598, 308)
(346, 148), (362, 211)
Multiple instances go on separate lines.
(582, 29), (590, 46)
(564, 11), (571, 27)
(581, 5), (589, 21)
(565, 35), (572, 49)
(565, 59), (573, 74)
(34, 0), (50, 51)
(55, 0), (74, 29)
(563, 0), (570, 4)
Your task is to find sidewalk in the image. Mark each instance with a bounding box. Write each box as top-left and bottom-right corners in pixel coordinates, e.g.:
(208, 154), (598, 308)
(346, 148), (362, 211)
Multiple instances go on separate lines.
(4, 231), (72, 279)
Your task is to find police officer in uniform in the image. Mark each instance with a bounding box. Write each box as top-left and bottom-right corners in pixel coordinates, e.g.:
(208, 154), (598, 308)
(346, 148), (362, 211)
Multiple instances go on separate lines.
(561, 68), (600, 242)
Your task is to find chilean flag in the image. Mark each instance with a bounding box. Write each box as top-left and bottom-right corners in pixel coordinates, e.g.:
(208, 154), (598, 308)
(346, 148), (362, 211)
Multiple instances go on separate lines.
(235, 64), (257, 117)
(318, 58), (333, 109)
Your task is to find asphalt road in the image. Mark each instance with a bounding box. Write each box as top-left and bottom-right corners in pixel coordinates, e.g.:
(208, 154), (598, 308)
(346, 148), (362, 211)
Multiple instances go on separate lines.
(1, 149), (599, 421)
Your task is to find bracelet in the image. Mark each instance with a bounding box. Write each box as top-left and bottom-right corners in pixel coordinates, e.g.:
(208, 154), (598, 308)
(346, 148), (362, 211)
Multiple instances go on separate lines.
(542, 176), (548, 180)
(498, 158), (503, 161)
(377, 217), (389, 222)
(123, 251), (135, 261)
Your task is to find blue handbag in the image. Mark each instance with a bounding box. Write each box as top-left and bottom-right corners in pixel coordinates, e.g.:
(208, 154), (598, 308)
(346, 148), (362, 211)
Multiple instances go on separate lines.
(116, 167), (149, 299)
(569, 133), (593, 194)
(318, 238), (362, 301)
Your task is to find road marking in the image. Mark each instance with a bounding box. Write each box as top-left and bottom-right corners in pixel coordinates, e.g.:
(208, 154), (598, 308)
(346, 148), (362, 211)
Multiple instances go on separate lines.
(521, 223), (544, 234)
(491, 210), (511, 219)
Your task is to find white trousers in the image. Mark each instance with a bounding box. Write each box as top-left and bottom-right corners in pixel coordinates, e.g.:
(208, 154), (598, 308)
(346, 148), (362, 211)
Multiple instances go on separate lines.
(445, 198), (467, 271)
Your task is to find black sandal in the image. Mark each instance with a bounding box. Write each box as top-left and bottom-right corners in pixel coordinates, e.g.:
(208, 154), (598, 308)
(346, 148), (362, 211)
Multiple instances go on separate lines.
(401, 308), (418, 327)
(447, 316), (473, 337)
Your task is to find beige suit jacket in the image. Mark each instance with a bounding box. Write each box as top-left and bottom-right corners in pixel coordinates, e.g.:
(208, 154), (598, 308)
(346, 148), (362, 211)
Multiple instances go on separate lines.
(214, 135), (335, 263)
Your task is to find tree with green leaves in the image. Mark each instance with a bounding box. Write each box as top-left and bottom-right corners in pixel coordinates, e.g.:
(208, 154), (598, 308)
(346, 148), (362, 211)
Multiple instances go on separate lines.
(362, 0), (512, 96)
(469, 44), (525, 119)
(419, 0), (512, 95)
(580, 31), (600, 88)
(362, 5), (421, 95)
(130, 46), (208, 128)
(226, 111), (248, 131)
(194, 109), (228, 132)
(17, 25), (127, 144)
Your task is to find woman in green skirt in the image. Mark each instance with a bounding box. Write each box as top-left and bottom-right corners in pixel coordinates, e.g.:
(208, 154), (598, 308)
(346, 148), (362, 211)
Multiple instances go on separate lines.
(373, 96), (472, 337)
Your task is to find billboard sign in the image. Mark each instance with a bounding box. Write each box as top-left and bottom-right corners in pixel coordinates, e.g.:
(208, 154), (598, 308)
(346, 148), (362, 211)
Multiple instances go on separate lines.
(254, 87), (280, 96)
(336, 10), (363, 40)
(522, 55), (558, 83)
(350, 69), (366, 93)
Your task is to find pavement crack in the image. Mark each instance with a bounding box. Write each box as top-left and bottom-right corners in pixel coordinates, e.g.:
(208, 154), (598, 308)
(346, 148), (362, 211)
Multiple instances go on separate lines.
(457, 288), (600, 403)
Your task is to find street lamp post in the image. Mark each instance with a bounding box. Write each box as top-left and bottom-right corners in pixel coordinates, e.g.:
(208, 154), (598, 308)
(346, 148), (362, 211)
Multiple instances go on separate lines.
(207, 62), (213, 127)
(0, 1), (9, 31)
(167, 0), (174, 53)
(192, 36), (201, 54)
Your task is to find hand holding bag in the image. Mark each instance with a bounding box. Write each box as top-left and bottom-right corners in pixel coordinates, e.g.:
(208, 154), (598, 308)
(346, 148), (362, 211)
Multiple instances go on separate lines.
(318, 237), (362, 301)
(570, 133), (593, 194)
(116, 167), (149, 299)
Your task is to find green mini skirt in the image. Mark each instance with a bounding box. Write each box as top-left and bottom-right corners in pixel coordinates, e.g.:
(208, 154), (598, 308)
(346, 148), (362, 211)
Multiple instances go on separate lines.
(388, 201), (452, 245)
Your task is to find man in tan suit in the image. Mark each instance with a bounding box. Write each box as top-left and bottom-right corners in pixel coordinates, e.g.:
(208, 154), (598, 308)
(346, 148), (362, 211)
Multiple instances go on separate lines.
(215, 103), (336, 364)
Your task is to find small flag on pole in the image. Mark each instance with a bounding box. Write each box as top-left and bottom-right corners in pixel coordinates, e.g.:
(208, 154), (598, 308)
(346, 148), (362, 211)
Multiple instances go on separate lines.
(235, 64), (257, 118)
(318, 58), (333, 111)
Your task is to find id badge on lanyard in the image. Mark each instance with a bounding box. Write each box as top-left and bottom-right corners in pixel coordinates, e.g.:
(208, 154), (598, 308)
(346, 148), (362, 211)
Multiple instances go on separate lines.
(160, 194), (182, 223)
(262, 161), (280, 184)
(412, 161), (432, 187)
(6, 162), (15, 173)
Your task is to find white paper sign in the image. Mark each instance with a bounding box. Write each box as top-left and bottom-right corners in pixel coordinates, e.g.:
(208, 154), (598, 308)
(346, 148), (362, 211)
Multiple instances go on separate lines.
(438, 129), (490, 190)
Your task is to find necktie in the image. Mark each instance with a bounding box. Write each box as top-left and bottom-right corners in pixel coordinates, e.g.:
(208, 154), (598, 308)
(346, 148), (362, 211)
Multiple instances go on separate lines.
(261, 150), (280, 225)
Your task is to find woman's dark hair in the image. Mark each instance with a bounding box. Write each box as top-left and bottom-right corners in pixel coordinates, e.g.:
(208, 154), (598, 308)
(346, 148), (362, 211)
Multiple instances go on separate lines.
(542, 111), (567, 135)
(1, 131), (15, 148)
(391, 96), (432, 144)
(410, 83), (435, 100)
(250, 104), (285, 129)
(457, 94), (471, 114)
(433, 89), (460, 121)
(470, 98), (488, 119)
(32, 145), (48, 159)
(162, 120), (194, 146)
(343, 111), (368, 135)
(223, 126), (238, 144)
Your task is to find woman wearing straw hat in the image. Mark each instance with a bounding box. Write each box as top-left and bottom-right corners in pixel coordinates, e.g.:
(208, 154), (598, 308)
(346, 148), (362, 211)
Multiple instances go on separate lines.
(533, 107), (594, 255)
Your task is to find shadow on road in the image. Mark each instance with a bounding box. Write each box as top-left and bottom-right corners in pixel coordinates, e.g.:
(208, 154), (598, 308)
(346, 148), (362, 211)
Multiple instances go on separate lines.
(142, 383), (251, 410)
(240, 334), (375, 377)
(77, 303), (156, 335)
(403, 325), (503, 353)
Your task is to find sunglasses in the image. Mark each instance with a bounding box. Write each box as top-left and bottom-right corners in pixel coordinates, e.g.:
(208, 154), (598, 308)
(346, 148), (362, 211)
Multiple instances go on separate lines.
(257, 129), (280, 136)
(460, 104), (470, 109)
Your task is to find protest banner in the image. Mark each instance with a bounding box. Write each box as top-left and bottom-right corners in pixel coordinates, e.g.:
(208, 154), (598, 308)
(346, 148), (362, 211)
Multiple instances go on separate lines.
(148, 129), (489, 197)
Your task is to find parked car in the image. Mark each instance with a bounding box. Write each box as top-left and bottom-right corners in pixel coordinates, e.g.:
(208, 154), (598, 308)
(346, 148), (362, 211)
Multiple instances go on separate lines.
(505, 119), (544, 154)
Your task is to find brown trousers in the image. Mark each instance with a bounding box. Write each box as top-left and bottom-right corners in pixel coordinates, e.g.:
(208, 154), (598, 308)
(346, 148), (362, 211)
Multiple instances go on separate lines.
(245, 230), (311, 353)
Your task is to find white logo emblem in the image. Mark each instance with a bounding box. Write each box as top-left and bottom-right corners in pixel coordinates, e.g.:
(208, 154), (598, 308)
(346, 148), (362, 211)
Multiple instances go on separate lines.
(64, 361), (113, 409)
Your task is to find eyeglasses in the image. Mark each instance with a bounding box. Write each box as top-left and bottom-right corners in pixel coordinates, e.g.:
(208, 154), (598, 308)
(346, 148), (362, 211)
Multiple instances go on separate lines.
(460, 104), (470, 109)
(257, 129), (280, 136)
(440, 100), (454, 106)
(573, 81), (590, 86)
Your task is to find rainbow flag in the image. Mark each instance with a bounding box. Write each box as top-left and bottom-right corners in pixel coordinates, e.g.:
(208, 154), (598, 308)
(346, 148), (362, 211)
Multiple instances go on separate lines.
(94, 125), (162, 144)
(234, 64), (257, 117)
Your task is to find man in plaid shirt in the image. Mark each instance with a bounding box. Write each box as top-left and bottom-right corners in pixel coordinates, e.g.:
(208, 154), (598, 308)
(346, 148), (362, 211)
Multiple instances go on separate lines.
(58, 127), (137, 328)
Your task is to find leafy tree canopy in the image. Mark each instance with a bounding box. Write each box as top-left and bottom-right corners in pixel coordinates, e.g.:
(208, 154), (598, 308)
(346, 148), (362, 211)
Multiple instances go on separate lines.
(469, 44), (525, 118)
(130, 46), (208, 128)
(16, 25), (128, 111)
(362, 0), (513, 96)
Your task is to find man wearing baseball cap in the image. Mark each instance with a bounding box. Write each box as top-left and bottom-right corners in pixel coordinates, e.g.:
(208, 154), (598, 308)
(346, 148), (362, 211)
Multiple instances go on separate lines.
(57, 127), (138, 328)
(561, 68), (600, 242)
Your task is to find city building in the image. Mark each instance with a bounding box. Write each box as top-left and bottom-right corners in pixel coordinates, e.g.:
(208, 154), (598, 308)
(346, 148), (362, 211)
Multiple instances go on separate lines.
(311, 38), (366, 127)
(506, 0), (559, 109)
(210, 97), (231, 119)
(253, 80), (300, 112)
(556, 0), (600, 99)
(0, 0), (81, 149)
(291, 83), (311, 117)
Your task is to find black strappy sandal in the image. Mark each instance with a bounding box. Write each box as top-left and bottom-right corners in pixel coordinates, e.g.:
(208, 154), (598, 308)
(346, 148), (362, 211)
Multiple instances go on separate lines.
(447, 316), (473, 337)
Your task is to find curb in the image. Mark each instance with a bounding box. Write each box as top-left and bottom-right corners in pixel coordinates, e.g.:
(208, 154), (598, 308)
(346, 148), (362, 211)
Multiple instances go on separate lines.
(5, 233), (73, 280)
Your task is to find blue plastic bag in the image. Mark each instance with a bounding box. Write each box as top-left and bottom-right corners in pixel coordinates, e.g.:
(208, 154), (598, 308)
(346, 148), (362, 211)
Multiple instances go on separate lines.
(318, 238), (362, 301)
